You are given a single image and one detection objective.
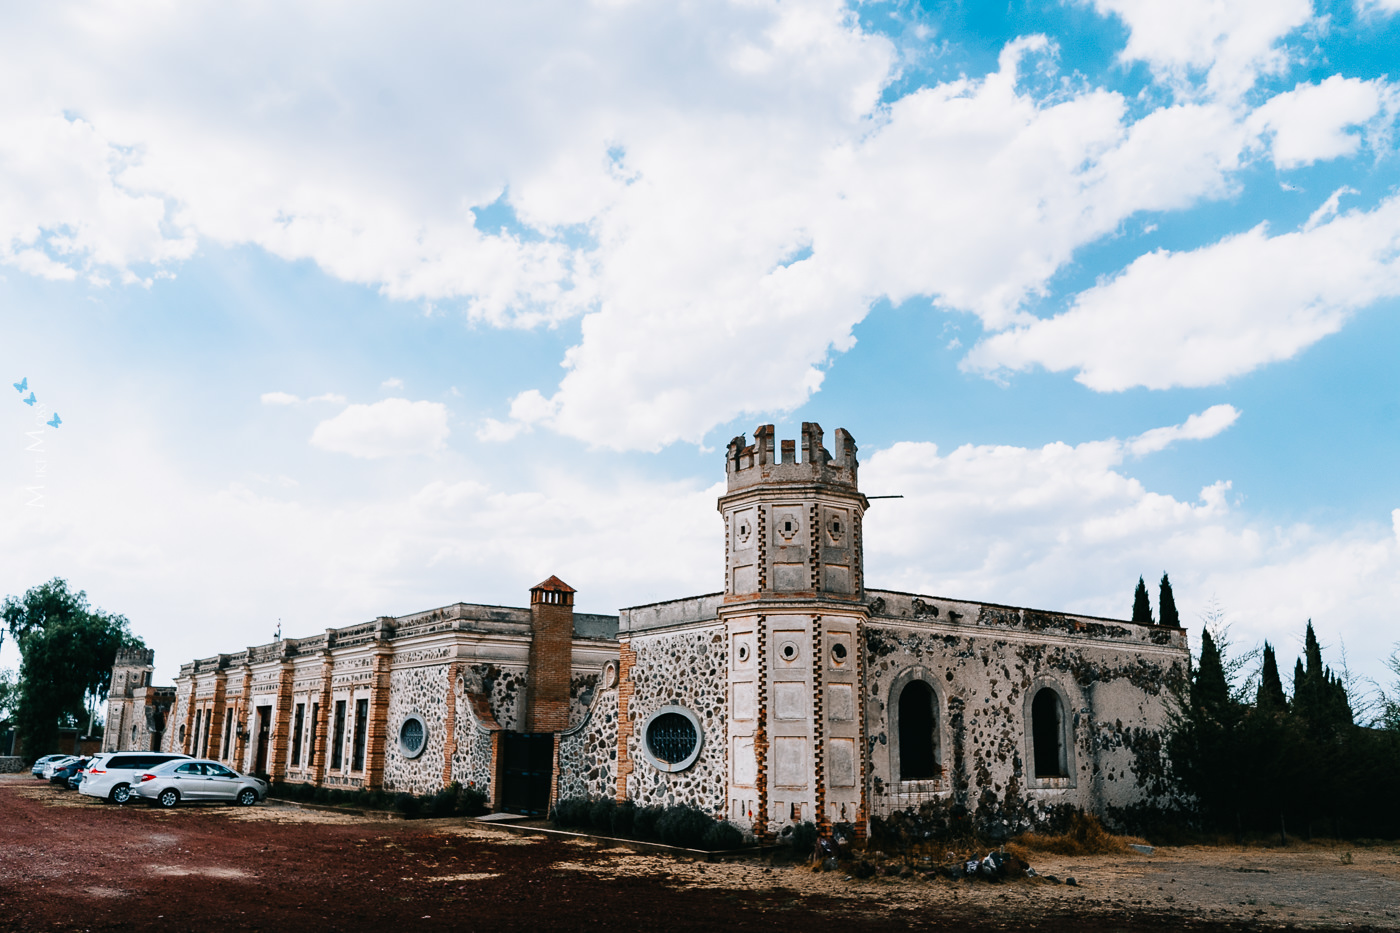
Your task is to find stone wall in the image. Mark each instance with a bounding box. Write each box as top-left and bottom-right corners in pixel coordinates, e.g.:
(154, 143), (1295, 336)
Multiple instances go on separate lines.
(450, 691), (496, 795)
(622, 625), (728, 813)
(0, 757), (25, 773)
(557, 686), (618, 801)
(863, 615), (1185, 836)
(381, 664), (451, 795)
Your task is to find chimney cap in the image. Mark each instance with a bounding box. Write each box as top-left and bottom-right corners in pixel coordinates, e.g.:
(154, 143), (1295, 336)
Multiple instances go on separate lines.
(530, 575), (576, 594)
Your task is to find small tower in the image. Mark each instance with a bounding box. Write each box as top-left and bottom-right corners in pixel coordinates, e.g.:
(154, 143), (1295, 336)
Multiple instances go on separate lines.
(104, 647), (156, 752)
(718, 424), (868, 838)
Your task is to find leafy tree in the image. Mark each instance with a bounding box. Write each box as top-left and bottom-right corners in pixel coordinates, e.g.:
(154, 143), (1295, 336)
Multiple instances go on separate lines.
(1, 578), (142, 758)
(1132, 576), (1155, 626)
(1158, 573), (1181, 628)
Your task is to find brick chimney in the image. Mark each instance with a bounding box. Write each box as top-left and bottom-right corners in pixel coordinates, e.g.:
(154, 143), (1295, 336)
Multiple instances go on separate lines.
(525, 576), (575, 733)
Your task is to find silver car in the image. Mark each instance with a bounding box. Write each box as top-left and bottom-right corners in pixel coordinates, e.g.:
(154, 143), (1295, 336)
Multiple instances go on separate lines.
(131, 758), (269, 808)
(80, 751), (192, 804)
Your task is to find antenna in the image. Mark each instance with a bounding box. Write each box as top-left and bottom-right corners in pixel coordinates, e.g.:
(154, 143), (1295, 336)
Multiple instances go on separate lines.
(866, 495), (904, 500)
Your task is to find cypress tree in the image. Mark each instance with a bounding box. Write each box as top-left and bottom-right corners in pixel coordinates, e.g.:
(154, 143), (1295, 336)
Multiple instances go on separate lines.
(1257, 642), (1287, 711)
(1158, 572), (1181, 628)
(1132, 576), (1155, 626)
(1194, 627), (1230, 720)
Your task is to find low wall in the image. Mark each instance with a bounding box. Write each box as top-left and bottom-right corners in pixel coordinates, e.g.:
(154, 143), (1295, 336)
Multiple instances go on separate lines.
(0, 757), (27, 773)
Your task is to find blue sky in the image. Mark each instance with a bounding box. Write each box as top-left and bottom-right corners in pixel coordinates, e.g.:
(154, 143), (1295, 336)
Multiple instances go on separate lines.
(2, 0), (1399, 709)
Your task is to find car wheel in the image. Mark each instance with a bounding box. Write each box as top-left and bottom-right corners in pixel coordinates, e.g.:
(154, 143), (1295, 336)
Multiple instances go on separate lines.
(109, 784), (131, 805)
(236, 788), (257, 807)
(157, 788), (179, 809)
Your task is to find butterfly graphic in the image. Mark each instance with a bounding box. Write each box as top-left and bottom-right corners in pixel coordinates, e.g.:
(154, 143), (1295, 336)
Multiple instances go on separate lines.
(22, 392), (36, 406)
(13, 378), (26, 393)
(47, 414), (61, 429)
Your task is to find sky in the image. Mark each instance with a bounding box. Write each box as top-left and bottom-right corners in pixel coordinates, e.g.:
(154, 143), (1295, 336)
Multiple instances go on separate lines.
(2, 0), (1399, 710)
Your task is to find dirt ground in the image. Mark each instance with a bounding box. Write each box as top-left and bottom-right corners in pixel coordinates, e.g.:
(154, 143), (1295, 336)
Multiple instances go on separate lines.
(1, 774), (1397, 932)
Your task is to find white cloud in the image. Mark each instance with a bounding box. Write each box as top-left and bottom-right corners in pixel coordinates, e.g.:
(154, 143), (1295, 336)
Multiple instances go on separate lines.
(309, 398), (450, 459)
(1247, 77), (1385, 169)
(966, 192), (1400, 391)
(260, 391), (300, 405)
(0, 3), (1394, 450)
(381, 378), (403, 390)
(1127, 404), (1240, 456)
(1090, 0), (1314, 99)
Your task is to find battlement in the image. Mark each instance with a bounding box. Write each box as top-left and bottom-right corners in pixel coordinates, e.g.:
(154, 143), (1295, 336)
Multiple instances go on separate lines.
(114, 647), (155, 668)
(725, 422), (858, 493)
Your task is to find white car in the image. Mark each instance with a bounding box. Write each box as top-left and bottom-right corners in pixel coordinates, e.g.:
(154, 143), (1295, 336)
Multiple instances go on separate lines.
(29, 754), (70, 778)
(130, 758), (269, 808)
(40, 755), (79, 779)
(79, 752), (193, 804)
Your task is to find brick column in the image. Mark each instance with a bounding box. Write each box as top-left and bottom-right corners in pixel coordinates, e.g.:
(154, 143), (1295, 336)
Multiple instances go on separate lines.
(232, 664), (252, 770)
(267, 660), (295, 779)
(753, 616), (770, 839)
(525, 576), (575, 733)
(363, 645), (393, 790)
(614, 642), (636, 802)
(441, 662), (461, 788)
(311, 651), (333, 785)
(180, 679), (197, 756)
(206, 672), (227, 761)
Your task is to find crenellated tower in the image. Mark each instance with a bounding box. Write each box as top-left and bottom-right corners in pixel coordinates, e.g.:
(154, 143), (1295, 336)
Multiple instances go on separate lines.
(718, 423), (868, 839)
(720, 422), (866, 600)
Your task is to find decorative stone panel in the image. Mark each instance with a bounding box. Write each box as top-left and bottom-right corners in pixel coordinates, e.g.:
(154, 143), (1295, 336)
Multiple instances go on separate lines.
(382, 664), (450, 795)
(557, 687), (618, 801)
(623, 626), (727, 813)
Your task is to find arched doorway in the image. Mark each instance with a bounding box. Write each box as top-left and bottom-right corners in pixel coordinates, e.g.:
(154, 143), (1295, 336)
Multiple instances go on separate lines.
(1031, 688), (1066, 778)
(897, 679), (939, 780)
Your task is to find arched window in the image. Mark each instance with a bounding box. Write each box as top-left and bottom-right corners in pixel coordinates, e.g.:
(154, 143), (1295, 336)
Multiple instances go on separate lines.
(897, 680), (939, 780)
(1031, 688), (1067, 778)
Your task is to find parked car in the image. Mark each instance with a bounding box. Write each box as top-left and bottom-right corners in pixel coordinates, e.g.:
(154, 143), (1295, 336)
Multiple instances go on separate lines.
(30, 754), (69, 778)
(131, 759), (268, 809)
(79, 752), (193, 805)
(40, 755), (79, 780)
(49, 758), (89, 789)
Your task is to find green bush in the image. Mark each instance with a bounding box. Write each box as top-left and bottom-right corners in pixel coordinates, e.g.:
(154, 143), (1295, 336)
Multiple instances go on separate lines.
(550, 795), (590, 828)
(611, 800), (636, 838)
(701, 820), (744, 851)
(632, 805), (663, 840)
(457, 784), (488, 817)
(588, 796), (617, 833)
(785, 820), (818, 857)
(313, 786), (331, 804)
(393, 792), (421, 818)
(656, 805), (712, 849)
(430, 786), (457, 818)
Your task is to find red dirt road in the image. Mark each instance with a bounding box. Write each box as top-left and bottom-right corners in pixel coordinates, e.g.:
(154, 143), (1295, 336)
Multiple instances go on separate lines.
(0, 776), (1385, 932)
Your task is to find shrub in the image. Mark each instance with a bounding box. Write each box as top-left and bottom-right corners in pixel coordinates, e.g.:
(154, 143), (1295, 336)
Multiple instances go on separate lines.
(611, 800), (636, 838)
(632, 805), (663, 841)
(550, 795), (590, 829)
(430, 787), (457, 818)
(656, 805), (712, 849)
(313, 787), (331, 804)
(457, 784), (488, 817)
(1011, 811), (1134, 856)
(701, 820), (744, 851)
(393, 792), (422, 819)
(588, 796), (617, 833)
(785, 820), (818, 858)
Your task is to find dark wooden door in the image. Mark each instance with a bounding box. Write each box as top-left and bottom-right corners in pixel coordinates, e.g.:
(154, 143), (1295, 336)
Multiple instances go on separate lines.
(254, 706), (271, 775)
(500, 732), (554, 816)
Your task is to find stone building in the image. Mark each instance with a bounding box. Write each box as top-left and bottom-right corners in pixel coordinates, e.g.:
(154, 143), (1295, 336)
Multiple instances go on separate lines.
(109, 423), (1188, 836)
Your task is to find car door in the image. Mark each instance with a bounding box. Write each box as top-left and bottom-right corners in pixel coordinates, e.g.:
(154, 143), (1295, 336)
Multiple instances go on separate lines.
(169, 762), (208, 800)
(202, 763), (241, 801)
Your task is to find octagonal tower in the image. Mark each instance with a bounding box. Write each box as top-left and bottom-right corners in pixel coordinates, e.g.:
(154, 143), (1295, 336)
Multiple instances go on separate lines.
(718, 423), (869, 837)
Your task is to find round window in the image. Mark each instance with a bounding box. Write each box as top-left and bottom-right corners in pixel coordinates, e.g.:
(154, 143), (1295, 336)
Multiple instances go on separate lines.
(779, 641), (799, 661)
(640, 706), (704, 773)
(831, 642), (848, 665)
(737, 643), (750, 663)
(398, 714), (427, 759)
